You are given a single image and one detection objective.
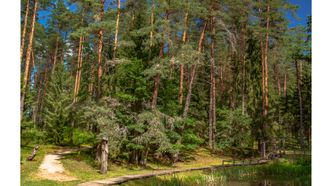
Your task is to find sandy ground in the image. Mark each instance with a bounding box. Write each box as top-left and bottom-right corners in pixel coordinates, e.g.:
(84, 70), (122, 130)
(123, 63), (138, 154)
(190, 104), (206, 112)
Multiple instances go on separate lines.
(36, 149), (77, 181)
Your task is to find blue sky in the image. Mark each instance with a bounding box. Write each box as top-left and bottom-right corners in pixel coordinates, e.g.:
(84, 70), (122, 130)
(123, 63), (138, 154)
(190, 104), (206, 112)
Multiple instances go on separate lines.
(287, 0), (311, 27)
(37, 0), (312, 28)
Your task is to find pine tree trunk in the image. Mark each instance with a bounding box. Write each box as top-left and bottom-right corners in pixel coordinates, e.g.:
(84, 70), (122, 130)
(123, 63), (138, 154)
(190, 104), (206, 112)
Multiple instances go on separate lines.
(77, 40), (83, 98)
(295, 60), (305, 150)
(151, 6), (169, 109)
(97, 0), (104, 99)
(241, 24), (246, 115)
(20, 0), (30, 61)
(259, 0), (268, 158)
(209, 17), (216, 150)
(151, 43), (164, 109)
(276, 65), (281, 96)
(179, 64), (184, 105)
(88, 59), (94, 97)
(179, 11), (188, 105)
(73, 36), (83, 103)
(148, 0), (155, 61)
(149, 0), (154, 49)
(183, 22), (207, 118)
(113, 0), (120, 59)
(260, 34), (265, 118)
(51, 36), (59, 74)
(21, 0), (38, 120)
(219, 63), (224, 104)
(283, 72), (287, 97)
(264, 4), (270, 118)
(34, 70), (44, 123)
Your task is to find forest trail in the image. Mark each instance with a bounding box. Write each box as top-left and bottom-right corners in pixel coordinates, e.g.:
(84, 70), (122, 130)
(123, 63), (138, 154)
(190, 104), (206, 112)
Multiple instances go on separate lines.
(36, 148), (80, 181)
(78, 160), (269, 186)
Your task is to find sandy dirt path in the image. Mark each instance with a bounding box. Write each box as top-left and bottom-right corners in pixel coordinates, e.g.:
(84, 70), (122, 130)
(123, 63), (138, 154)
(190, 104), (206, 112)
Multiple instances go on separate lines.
(36, 148), (78, 181)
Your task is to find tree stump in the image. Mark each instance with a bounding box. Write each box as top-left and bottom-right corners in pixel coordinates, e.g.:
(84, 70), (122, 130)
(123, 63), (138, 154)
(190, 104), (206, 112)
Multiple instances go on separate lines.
(100, 137), (109, 174)
(27, 145), (39, 161)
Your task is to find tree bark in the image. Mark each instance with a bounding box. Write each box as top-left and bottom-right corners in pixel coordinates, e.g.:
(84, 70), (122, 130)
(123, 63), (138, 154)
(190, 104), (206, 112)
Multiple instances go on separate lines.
(149, 0), (155, 49)
(208, 16), (216, 150)
(21, 0), (38, 120)
(113, 0), (121, 59)
(241, 24), (247, 115)
(276, 65), (281, 96)
(264, 4), (270, 118)
(151, 43), (164, 109)
(219, 62), (224, 104)
(100, 138), (109, 174)
(51, 36), (59, 74)
(283, 72), (287, 97)
(73, 36), (83, 103)
(179, 10), (188, 105)
(34, 70), (44, 123)
(151, 6), (169, 109)
(20, 0), (30, 61)
(183, 22), (207, 118)
(97, 0), (104, 99)
(295, 60), (305, 149)
(88, 59), (94, 97)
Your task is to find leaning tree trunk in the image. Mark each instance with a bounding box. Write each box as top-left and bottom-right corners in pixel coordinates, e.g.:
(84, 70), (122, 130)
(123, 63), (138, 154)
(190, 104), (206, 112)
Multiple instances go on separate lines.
(179, 10), (188, 105)
(21, 0), (38, 120)
(20, 0), (30, 61)
(182, 22), (207, 118)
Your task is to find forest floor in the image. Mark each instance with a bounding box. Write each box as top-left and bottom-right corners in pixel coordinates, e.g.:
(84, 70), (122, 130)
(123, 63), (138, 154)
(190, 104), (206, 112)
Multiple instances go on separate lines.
(21, 145), (233, 185)
(22, 145), (306, 186)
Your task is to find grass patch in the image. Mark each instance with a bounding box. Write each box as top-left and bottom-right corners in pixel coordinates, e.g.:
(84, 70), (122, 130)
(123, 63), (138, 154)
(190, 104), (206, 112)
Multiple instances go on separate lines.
(21, 145), (80, 186)
(124, 156), (311, 186)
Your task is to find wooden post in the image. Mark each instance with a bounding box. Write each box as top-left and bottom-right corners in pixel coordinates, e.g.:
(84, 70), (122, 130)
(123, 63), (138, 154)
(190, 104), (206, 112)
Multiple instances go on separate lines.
(100, 137), (109, 174)
(261, 142), (266, 159)
(27, 145), (39, 161)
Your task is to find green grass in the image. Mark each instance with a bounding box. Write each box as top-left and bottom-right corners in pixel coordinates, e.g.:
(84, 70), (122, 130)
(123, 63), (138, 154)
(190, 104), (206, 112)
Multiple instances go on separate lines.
(21, 145), (80, 186)
(60, 147), (232, 182)
(23, 145), (310, 186)
(124, 156), (311, 186)
(21, 146), (232, 185)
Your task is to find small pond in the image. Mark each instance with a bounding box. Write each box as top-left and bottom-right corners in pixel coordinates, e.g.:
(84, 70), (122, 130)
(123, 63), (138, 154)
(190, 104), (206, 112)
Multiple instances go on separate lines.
(122, 159), (311, 186)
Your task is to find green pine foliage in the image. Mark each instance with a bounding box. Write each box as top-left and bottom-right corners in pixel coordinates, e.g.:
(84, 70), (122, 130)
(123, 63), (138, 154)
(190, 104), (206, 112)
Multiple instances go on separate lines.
(21, 0), (311, 168)
(42, 63), (73, 145)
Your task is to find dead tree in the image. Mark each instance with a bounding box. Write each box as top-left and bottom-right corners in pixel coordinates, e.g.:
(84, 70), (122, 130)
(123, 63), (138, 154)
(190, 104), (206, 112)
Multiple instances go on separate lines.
(27, 145), (39, 161)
